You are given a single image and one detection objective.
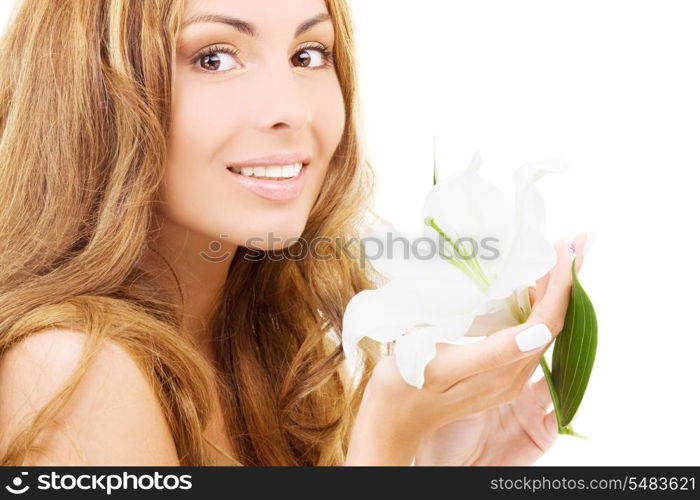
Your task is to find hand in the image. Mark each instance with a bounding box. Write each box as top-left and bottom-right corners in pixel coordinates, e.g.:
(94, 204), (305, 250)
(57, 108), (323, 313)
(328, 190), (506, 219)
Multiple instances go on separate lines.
(414, 372), (558, 466)
(414, 233), (588, 466)
(344, 235), (582, 466)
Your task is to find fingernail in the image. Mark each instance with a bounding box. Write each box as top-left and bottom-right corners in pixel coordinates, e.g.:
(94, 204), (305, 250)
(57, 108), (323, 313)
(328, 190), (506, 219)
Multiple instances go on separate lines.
(515, 323), (552, 352)
(558, 235), (574, 256)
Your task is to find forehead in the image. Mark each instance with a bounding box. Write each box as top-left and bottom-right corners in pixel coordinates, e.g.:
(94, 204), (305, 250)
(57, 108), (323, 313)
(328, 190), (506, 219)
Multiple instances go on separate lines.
(183, 0), (331, 31)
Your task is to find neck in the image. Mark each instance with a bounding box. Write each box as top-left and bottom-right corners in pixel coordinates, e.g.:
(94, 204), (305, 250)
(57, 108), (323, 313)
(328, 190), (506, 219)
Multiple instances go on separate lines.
(142, 217), (237, 363)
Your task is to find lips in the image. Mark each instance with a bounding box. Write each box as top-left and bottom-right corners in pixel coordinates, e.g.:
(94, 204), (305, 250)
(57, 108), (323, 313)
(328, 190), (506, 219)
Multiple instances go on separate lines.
(225, 162), (308, 201)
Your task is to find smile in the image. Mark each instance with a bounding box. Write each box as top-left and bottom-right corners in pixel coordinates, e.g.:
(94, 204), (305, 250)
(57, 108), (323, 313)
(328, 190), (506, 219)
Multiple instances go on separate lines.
(227, 162), (304, 180)
(225, 163), (308, 201)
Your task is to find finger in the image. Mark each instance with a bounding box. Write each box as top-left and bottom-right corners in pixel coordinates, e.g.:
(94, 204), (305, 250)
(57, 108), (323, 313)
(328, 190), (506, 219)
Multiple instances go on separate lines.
(544, 409), (559, 437)
(532, 375), (553, 411)
(570, 232), (588, 274)
(533, 233), (586, 304)
(528, 285), (537, 307)
(427, 320), (554, 387)
(528, 238), (573, 336)
(534, 272), (549, 304)
(519, 351), (543, 385)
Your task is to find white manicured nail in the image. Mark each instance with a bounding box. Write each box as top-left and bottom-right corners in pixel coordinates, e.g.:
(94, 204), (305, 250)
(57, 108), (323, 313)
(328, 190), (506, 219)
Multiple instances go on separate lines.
(515, 323), (552, 352)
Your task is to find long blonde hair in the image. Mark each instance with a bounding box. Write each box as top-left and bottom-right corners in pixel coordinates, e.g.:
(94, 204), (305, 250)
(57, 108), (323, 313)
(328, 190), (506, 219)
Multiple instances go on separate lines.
(0, 0), (382, 465)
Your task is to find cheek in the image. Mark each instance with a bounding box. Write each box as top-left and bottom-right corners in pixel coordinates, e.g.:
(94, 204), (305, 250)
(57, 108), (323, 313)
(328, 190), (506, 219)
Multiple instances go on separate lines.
(299, 76), (346, 220)
(161, 79), (245, 241)
(310, 78), (346, 163)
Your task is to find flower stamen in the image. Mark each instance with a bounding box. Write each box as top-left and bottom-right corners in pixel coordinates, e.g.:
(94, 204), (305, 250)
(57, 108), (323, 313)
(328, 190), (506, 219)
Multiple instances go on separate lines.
(424, 216), (491, 291)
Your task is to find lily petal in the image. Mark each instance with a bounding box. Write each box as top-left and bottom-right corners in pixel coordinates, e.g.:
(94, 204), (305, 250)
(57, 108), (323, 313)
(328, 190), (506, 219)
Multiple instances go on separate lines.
(479, 158), (569, 302)
(465, 298), (521, 336)
(341, 270), (482, 370)
(514, 158), (569, 235)
(394, 314), (487, 389)
(421, 151), (516, 281)
(480, 230), (555, 301)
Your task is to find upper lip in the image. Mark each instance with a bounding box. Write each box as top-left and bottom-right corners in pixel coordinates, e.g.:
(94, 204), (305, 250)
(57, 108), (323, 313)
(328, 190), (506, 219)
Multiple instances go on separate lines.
(227, 152), (312, 168)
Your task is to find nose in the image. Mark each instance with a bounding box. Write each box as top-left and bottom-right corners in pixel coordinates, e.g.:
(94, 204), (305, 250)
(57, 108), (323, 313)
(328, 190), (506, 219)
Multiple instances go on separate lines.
(250, 60), (313, 133)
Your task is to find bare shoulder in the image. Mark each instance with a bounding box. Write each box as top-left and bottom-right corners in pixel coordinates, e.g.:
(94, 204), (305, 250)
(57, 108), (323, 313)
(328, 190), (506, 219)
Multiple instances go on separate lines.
(0, 328), (179, 465)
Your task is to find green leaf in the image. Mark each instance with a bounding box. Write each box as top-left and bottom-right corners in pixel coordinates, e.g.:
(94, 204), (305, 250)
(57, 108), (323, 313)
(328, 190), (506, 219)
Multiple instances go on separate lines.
(550, 256), (598, 428)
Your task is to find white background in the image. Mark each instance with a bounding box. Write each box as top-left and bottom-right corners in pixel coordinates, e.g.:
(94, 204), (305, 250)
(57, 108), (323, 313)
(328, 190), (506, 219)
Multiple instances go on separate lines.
(2, 0), (699, 465)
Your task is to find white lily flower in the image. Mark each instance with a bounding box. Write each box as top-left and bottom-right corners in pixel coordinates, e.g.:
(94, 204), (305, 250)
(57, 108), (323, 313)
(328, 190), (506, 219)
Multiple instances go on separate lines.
(342, 152), (570, 389)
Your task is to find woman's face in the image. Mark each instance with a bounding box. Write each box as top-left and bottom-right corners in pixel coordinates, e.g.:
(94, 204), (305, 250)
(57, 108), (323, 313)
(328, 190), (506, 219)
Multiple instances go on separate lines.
(162, 0), (344, 251)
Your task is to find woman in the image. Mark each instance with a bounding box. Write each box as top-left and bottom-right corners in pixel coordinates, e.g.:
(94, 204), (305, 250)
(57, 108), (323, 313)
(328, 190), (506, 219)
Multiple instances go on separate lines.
(0, 0), (585, 466)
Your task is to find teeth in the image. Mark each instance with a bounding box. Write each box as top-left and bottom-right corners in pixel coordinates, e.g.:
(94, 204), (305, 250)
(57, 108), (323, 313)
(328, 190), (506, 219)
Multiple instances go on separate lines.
(281, 164), (298, 177)
(229, 163), (303, 179)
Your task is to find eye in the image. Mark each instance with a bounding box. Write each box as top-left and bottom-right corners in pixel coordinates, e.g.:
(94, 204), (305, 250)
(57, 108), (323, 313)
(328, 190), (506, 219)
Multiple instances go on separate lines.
(190, 45), (241, 73)
(292, 43), (334, 69)
(189, 43), (333, 74)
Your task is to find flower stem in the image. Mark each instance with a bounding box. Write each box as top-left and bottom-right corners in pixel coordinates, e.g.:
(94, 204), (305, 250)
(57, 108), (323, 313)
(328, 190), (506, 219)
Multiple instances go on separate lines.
(524, 287), (587, 440)
(539, 357), (588, 440)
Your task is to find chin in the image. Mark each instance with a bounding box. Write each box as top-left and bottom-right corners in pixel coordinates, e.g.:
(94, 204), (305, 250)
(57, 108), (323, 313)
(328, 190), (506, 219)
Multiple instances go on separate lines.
(222, 212), (311, 253)
(245, 227), (308, 252)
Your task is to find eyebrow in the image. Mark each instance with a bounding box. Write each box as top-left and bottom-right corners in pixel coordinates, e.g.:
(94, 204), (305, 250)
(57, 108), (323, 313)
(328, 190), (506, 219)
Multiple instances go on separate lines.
(182, 12), (332, 38)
